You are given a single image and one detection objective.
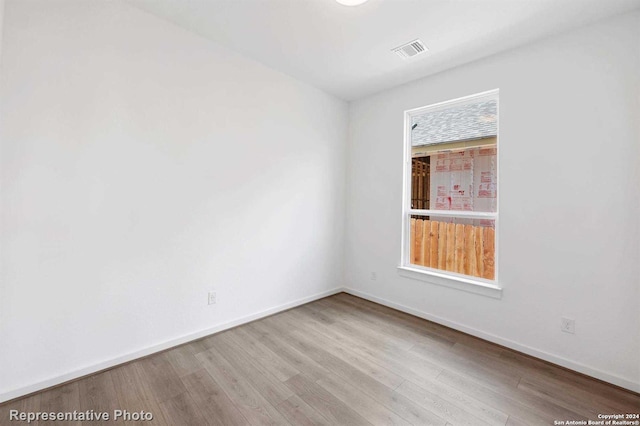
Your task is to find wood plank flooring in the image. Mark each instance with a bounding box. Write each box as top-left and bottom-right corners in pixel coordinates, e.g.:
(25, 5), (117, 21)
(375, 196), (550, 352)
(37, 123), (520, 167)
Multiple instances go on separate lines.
(1, 293), (638, 425)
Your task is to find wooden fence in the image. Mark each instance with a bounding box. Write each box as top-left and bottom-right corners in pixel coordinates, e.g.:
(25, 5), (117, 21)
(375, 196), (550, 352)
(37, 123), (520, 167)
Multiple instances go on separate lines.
(410, 218), (495, 280)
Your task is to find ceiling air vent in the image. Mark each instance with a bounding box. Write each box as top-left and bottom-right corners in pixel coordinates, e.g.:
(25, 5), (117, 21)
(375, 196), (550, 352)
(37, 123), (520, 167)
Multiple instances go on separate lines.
(392, 39), (428, 59)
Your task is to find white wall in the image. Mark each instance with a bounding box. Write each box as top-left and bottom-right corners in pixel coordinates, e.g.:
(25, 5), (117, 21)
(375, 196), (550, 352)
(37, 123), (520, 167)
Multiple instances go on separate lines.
(0, 0), (4, 64)
(0, 0), (347, 401)
(345, 11), (640, 391)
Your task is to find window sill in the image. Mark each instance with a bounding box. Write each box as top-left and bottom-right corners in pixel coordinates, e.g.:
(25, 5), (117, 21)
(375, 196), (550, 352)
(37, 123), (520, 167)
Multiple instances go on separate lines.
(397, 265), (502, 299)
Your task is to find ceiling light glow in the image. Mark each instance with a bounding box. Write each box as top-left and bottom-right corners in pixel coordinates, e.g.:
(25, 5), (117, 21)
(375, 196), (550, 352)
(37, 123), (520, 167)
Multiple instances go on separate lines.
(336, 0), (369, 6)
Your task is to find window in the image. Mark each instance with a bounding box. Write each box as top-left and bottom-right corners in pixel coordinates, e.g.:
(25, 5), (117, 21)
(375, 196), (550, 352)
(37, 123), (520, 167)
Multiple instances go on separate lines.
(400, 90), (500, 296)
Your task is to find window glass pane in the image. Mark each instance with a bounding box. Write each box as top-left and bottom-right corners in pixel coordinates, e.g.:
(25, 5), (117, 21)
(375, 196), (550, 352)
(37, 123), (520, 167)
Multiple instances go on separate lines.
(409, 215), (495, 280)
(411, 146), (497, 212)
(410, 99), (497, 212)
(411, 99), (497, 146)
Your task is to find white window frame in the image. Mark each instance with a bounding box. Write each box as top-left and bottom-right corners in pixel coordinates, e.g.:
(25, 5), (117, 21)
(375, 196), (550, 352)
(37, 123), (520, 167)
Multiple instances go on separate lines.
(398, 89), (502, 299)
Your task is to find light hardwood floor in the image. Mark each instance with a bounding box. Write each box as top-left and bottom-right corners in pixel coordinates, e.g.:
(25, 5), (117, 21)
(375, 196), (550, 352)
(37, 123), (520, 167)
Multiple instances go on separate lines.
(1, 293), (638, 425)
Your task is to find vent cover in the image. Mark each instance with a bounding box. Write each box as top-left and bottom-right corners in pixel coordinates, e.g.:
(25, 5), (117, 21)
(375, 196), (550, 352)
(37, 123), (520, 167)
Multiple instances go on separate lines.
(392, 39), (428, 59)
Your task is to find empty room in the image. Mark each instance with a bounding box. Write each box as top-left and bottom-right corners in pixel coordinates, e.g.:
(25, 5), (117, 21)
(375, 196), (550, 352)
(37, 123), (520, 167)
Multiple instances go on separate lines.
(1, 0), (639, 424)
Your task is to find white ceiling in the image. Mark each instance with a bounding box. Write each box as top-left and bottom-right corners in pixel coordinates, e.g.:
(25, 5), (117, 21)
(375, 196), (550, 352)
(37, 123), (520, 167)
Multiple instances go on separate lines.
(127, 0), (640, 101)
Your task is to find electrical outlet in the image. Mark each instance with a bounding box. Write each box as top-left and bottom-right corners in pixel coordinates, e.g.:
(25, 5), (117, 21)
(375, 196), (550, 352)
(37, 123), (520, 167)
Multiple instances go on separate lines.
(208, 291), (216, 305)
(561, 317), (575, 334)
(370, 272), (377, 281)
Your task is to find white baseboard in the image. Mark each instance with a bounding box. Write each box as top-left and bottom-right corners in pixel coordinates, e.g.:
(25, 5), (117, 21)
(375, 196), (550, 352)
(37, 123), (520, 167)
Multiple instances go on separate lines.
(4, 285), (637, 403)
(0, 287), (344, 404)
(343, 287), (640, 393)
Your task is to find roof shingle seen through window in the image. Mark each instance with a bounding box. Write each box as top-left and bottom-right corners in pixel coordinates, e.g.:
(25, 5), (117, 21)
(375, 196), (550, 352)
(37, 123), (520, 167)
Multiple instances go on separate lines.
(412, 100), (497, 146)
